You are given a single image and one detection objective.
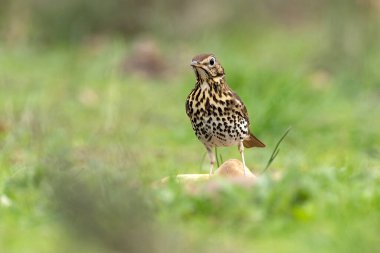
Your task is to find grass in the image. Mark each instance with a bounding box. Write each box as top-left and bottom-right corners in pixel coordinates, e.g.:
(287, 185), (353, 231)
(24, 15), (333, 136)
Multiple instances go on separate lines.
(0, 24), (380, 253)
(263, 126), (292, 173)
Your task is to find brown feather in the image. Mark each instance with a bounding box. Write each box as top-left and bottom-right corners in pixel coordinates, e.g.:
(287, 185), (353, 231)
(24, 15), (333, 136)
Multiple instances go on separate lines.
(243, 133), (266, 148)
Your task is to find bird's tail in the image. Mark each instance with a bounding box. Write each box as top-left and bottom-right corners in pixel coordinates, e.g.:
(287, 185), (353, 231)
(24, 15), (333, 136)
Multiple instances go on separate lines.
(243, 133), (265, 148)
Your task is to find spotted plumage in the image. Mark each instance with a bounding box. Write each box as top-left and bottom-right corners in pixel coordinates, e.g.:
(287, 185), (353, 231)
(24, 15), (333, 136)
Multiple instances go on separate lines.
(186, 53), (265, 175)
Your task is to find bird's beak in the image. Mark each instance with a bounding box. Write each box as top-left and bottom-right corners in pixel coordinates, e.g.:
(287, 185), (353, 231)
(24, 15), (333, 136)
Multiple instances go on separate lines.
(190, 60), (199, 67)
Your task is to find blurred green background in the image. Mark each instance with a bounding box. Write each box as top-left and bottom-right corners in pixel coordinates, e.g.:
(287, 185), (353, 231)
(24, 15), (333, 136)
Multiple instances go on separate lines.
(1, 0), (380, 252)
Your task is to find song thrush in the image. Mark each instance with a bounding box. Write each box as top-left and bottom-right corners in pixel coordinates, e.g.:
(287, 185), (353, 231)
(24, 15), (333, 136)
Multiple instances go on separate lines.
(186, 53), (265, 175)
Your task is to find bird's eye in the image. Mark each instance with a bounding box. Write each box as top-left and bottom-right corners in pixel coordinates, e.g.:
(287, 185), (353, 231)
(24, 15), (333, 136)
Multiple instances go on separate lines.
(209, 57), (215, 66)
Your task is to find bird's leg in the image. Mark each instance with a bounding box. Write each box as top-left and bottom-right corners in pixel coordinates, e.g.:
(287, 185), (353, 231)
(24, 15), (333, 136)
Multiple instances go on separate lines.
(206, 146), (215, 175)
(238, 141), (247, 176)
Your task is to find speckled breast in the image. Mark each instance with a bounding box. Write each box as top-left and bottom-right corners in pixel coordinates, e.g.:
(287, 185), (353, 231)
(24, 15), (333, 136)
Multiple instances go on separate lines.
(186, 84), (249, 147)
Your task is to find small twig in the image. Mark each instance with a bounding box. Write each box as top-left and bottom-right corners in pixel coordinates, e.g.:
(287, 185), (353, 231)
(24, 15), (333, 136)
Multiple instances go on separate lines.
(261, 127), (292, 174)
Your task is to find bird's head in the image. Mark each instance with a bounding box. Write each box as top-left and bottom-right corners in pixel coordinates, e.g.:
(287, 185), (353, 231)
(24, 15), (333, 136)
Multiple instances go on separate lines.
(190, 53), (225, 82)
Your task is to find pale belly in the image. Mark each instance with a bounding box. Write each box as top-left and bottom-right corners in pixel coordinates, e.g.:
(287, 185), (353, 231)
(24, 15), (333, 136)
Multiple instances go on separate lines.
(190, 114), (249, 148)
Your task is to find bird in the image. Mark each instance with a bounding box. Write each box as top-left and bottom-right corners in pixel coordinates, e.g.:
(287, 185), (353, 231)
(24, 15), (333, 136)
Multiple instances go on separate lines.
(185, 53), (265, 176)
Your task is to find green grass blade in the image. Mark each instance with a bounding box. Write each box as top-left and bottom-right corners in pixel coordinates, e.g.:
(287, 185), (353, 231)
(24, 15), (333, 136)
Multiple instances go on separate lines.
(261, 127), (292, 173)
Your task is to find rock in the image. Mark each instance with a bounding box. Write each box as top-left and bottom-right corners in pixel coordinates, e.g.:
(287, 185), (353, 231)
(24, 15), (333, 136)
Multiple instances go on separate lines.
(156, 159), (257, 190)
(159, 174), (211, 184)
(215, 159), (256, 178)
(122, 38), (167, 78)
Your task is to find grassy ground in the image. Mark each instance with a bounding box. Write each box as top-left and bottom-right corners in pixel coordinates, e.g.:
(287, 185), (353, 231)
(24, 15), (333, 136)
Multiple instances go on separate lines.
(0, 25), (380, 253)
